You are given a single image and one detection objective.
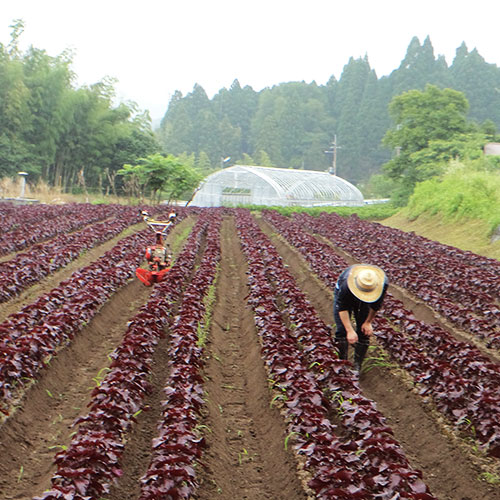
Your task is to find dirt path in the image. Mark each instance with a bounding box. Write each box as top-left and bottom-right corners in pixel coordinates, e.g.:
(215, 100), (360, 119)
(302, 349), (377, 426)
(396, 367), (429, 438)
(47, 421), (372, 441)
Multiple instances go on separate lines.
(258, 218), (500, 500)
(196, 217), (309, 500)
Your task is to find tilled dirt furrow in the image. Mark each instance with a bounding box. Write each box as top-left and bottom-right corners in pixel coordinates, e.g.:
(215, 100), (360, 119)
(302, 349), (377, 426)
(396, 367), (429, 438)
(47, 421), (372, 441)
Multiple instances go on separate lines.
(106, 334), (172, 500)
(0, 221), (146, 324)
(0, 278), (152, 499)
(257, 217), (500, 500)
(197, 218), (308, 500)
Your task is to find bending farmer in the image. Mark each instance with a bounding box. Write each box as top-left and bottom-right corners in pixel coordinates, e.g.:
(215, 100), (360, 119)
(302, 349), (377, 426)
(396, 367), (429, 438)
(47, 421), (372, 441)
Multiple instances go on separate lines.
(333, 264), (388, 373)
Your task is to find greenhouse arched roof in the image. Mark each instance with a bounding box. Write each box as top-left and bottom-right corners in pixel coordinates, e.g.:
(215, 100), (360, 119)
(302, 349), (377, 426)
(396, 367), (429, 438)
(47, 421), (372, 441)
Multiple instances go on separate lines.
(190, 165), (364, 207)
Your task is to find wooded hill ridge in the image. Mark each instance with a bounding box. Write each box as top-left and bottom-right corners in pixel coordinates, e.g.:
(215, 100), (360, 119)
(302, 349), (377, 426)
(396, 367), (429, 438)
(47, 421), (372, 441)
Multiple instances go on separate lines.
(158, 36), (500, 185)
(2, 28), (500, 198)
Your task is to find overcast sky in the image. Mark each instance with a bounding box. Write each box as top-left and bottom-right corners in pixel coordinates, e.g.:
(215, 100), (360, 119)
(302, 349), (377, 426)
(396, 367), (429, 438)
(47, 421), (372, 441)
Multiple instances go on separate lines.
(2, 0), (500, 123)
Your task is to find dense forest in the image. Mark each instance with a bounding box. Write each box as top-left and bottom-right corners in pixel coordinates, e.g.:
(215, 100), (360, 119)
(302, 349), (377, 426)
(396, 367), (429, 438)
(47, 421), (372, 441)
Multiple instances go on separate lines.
(2, 24), (500, 199)
(0, 21), (160, 194)
(158, 36), (500, 186)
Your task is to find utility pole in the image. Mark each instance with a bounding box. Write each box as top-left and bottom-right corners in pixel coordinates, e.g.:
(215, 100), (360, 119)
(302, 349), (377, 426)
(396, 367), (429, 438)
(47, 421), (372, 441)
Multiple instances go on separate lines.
(324, 135), (340, 176)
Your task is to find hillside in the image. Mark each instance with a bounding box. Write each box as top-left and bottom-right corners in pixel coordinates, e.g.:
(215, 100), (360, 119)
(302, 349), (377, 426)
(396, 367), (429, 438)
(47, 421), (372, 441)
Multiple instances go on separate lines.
(381, 212), (500, 261)
(158, 36), (500, 185)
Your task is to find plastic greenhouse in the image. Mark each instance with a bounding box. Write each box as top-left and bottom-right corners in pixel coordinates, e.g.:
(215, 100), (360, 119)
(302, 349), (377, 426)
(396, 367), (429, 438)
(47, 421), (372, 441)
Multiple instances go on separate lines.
(189, 165), (364, 207)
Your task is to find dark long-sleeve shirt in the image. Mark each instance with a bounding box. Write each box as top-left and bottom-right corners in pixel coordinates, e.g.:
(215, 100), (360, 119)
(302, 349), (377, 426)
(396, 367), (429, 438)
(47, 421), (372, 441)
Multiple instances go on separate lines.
(333, 266), (388, 337)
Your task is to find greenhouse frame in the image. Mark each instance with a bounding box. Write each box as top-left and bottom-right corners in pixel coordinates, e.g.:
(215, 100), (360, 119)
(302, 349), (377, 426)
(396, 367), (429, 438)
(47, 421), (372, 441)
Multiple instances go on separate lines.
(190, 165), (364, 207)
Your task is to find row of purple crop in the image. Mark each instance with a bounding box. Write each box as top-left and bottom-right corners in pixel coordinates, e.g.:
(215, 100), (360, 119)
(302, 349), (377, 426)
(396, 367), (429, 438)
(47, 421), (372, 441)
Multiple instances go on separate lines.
(0, 205), (142, 303)
(0, 203), (134, 255)
(139, 211), (222, 499)
(0, 203), (94, 233)
(262, 210), (500, 458)
(34, 210), (221, 500)
(0, 225), (152, 415)
(291, 211), (499, 347)
(236, 209), (436, 499)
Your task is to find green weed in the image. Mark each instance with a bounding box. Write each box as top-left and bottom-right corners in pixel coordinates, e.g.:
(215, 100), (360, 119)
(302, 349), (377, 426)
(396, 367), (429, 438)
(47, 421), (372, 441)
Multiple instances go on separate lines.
(48, 444), (68, 451)
(51, 414), (63, 425)
(92, 366), (111, 387)
(364, 347), (396, 372)
(270, 393), (287, 408)
(194, 424), (212, 435)
(238, 448), (249, 465)
(479, 472), (500, 485)
(284, 431), (298, 451)
(197, 264), (220, 347)
(330, 390), (353, 416)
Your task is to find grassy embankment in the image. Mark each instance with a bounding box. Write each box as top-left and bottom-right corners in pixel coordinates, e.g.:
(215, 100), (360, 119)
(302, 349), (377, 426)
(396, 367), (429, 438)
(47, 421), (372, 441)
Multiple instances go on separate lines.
(0, 177), (132, 205)
(384, 167), (500, 261)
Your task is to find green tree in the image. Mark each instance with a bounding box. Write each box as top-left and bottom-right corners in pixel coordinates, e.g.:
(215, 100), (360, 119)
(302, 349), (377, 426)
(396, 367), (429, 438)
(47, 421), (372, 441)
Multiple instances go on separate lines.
(236, 153), (255, 165)
(449, 43), (500, 128)
(382, 84), (470, 204)
(254, 150), (274, 167)
(196, 150), (212, 171)
(212, 79), (258, 157)
(249, 82), (331, 169)
(176, 152), (196, 168)
(390, 36), (451, 95)
(117, 153), (201, 203)
(410, 131), (487, 179)
(332, 56), (377, 180)
(21, 46), (74, 179)
(0, 21), (32, 177)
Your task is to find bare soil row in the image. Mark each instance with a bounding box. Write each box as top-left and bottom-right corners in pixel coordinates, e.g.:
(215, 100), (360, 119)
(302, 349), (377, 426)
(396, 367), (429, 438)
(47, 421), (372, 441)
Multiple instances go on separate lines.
(0, 213), (498, 499)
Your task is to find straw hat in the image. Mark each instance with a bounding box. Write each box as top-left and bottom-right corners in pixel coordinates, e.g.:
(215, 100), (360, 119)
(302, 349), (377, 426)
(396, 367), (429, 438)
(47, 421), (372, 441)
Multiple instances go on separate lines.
(347, 264), (386, 303)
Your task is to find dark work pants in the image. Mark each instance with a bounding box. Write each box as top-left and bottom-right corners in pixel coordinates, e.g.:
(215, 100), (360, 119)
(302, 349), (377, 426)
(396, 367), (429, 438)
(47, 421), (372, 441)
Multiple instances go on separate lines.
(333, 291), (370, 361)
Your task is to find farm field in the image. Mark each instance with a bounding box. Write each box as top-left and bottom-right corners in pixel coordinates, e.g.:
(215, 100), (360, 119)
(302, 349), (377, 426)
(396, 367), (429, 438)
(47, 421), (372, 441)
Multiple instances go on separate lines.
(0, 204), (498, 500)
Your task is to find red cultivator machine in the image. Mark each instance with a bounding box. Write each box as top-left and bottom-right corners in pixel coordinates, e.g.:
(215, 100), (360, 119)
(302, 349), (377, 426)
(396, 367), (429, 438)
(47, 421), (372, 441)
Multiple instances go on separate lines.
(136, 211), (176, 286)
